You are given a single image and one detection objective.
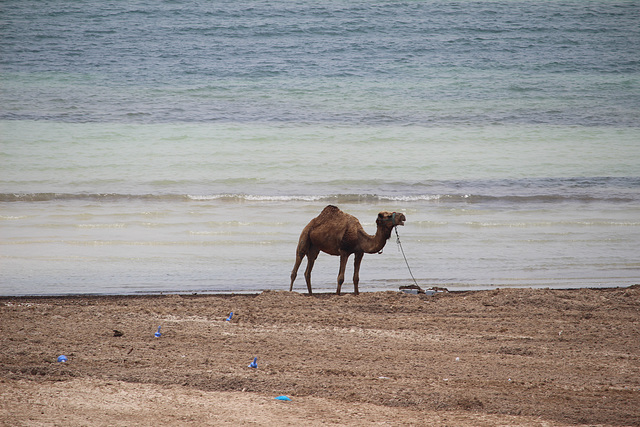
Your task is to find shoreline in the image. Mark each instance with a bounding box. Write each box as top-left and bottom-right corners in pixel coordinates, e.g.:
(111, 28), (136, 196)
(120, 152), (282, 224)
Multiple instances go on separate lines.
(1, 283), (634, 299)
(2, 286), (639, 426)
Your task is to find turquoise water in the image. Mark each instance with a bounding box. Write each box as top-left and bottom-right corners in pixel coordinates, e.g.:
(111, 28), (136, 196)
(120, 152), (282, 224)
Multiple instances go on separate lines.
(1, 0), (639, 295)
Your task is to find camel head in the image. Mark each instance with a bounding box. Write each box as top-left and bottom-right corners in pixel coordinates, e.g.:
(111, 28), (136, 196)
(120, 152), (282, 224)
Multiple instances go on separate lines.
(376, 211), (406, 228)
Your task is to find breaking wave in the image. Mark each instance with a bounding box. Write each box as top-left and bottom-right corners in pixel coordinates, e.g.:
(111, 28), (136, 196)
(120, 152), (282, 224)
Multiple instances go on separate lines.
(1, 191), (635, 204)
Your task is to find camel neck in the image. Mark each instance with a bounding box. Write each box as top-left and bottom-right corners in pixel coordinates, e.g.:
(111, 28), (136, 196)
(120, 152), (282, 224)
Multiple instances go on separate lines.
(360, 225), (393, 254)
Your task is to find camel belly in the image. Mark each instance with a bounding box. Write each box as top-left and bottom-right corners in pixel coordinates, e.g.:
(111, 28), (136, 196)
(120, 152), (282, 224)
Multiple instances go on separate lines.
(308, 230), (343, 256)
(314, 243), (341, 256)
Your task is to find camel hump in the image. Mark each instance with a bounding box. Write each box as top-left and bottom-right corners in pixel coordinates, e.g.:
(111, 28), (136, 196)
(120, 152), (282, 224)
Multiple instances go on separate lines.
(316, 205), (351, 223)
(321, 205), (341, 214)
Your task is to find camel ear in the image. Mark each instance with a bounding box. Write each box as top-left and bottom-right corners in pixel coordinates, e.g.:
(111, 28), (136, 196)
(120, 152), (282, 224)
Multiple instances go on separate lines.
(378, 212), (384, 219)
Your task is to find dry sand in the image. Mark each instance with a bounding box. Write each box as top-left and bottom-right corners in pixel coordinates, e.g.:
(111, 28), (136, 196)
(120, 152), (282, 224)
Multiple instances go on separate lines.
(1, 286), (639, 426)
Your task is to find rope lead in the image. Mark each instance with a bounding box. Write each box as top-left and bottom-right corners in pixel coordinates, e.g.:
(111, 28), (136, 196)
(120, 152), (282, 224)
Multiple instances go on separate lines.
(394, 226), (420, 287)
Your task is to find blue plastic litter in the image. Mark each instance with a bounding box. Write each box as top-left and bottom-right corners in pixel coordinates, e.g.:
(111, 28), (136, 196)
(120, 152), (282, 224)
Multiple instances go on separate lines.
(248, 357), (258, 368)
(275, 395), (291, 401)
(225, 312), (233, 321)
(57, 355), (68, 363)
(154, 326), (162, 338)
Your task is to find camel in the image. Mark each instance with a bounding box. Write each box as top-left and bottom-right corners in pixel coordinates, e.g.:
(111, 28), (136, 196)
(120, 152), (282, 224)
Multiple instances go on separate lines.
(289, 205), (406, 295)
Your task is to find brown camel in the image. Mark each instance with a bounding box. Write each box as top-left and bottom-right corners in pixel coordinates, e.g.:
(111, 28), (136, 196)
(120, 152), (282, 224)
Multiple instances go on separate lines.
(289, 205), (406, 295)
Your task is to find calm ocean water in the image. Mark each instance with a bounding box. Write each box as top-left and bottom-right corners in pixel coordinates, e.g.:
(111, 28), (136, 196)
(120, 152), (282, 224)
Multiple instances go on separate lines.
(1, 0), (639, 295)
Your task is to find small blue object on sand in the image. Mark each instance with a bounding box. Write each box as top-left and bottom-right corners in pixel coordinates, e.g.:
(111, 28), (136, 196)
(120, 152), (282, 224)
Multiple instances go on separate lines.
(154, 326), (162, 338)
(57, 355), (68, 363)
(225, 312), (233, 321)
(248, 357), (258, 368)
(275, 395), (291, 401)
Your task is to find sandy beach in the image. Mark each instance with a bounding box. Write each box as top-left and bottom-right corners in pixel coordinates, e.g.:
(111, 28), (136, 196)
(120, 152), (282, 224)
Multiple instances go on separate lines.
(1, 286), (638, 426)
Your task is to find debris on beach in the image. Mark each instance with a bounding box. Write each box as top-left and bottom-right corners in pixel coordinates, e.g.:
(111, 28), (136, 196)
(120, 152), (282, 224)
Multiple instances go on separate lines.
(248, 357), (258, 368)
(399, 284), (424, 294)
(399, 284), (448, 295)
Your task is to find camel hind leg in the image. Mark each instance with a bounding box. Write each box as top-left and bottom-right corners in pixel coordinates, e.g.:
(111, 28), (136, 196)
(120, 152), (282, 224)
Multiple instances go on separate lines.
(303, 246), (320, 295)
(289, 252), (304, 292)
(290, 229), (312, 292)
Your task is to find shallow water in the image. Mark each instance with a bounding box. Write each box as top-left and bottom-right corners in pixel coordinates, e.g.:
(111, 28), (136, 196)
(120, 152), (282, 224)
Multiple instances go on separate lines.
(1, 0), (639, 295)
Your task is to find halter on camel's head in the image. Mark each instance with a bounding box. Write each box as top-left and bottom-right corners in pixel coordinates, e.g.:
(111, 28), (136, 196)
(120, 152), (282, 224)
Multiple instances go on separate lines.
(377, 211), (406, 227)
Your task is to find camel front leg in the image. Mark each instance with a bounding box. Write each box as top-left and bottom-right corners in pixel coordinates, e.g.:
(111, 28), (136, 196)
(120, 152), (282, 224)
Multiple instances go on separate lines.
(336, 253), (350, 295)
(353, 252), (363, 295)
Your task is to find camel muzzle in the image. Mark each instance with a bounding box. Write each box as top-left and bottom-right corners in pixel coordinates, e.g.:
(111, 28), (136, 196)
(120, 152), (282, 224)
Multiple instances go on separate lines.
(392, 212), (405, 227)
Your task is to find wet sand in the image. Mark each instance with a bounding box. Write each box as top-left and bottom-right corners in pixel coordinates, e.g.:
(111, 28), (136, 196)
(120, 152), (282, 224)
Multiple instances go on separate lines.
(1, 286), (639, 426)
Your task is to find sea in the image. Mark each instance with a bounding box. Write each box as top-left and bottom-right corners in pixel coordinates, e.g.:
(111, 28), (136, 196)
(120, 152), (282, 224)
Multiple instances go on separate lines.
(1, 0), (639, 296)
